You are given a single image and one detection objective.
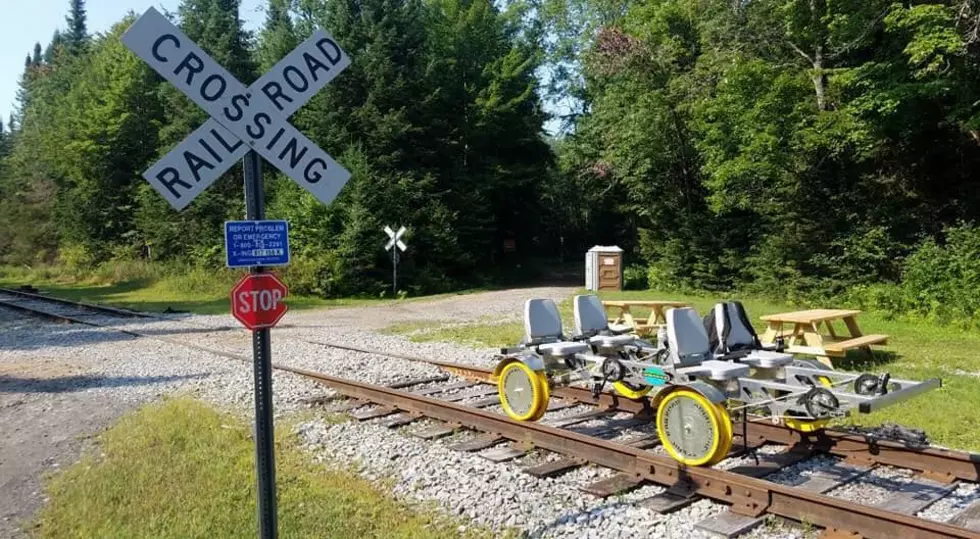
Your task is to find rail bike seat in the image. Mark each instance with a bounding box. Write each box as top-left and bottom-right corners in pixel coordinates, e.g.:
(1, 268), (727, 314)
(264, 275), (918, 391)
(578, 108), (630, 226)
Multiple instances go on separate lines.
(705, 301), (793, 368)
(524, 298), (590, 357)
(667, 307), (750, 381)
(571, 294), (644, 348)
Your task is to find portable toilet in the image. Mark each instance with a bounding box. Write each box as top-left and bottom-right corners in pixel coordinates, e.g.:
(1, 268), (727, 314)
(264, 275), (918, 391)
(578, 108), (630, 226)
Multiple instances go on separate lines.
(585, 246), (623, 291)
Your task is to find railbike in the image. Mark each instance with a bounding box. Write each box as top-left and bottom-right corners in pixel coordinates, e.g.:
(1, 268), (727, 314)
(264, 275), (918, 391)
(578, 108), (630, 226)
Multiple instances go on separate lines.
(492, 295), (940, 466)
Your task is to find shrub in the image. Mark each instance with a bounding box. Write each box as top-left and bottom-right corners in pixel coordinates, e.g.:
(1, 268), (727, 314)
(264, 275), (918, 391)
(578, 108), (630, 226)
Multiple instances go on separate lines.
(623, 265), (649, 290)
(899, 224), (980, 324)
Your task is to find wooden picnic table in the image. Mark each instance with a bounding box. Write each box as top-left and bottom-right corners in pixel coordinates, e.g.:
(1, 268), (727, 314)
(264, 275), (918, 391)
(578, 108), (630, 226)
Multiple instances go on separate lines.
(758, 308), (888, 367)
(602, 300), (692, 337)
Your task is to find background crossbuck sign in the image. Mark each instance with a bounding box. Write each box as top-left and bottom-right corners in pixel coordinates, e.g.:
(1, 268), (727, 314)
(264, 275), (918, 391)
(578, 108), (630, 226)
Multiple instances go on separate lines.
(385, 226), (407, 252)
(122, 7), (352, 211)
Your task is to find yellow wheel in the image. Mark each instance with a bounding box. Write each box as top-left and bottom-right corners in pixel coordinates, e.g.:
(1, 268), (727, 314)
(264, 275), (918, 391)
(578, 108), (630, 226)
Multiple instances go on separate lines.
(710, 402), (734, 465)
(497, 361), (549, 421)
(530, 372), (551, 421)
(612, 381), (652, 400)
(656, 389), (731, 466)
(785, 360), (833, 433)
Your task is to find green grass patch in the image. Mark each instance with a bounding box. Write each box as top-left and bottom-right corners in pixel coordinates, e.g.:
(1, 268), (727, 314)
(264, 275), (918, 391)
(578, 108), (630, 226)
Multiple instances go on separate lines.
(385, 288), (980, 451)
(0, 263), (472, 315)
(32, 397), (490, 539)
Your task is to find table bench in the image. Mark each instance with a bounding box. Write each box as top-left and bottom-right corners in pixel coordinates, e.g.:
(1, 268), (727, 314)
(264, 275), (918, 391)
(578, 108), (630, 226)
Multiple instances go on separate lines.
(602, 300), (692, 337)
(758, 309), (887, 368)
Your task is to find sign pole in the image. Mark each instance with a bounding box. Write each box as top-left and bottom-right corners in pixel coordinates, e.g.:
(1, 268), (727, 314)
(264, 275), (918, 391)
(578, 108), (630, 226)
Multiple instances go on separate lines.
(244, 149), (278, 539)
(392, 247), (397, 296)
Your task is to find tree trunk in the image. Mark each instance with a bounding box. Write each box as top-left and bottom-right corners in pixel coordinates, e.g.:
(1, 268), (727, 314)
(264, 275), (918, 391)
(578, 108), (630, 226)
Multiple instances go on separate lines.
(811, 45), (828, 111)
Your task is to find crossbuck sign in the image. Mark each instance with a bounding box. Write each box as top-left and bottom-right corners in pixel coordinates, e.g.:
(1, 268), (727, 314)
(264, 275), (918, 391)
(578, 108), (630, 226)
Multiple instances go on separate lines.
(122, 7), (351, 211)
(122, 8), (355, 539)
(384, 225), (407, 252)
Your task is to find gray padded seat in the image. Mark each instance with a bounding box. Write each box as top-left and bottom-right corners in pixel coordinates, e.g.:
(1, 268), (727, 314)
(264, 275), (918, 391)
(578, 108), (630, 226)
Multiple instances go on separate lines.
(710, 303), (792, 367)
(524, 298), (589, 356)
(667, 307), (749, 380)
(740, 350), (794, 369)
(538, 341), (590, 356)
(589, 334), (635, 347)
(573, 294), (635, 348)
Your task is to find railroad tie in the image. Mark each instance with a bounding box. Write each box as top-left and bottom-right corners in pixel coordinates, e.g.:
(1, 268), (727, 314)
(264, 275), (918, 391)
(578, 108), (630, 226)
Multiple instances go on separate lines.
(873, 477), (957, 515)
(382, 413), (421, 429)
(949, 499), (980, 531)
(523, 458), (585, 478)
(448, 434), (506, 452)
(480, 444), (528, 463)
(349, 406), (399, 421)
(411, 422), (458, 440)
(580, 473), (645, 498)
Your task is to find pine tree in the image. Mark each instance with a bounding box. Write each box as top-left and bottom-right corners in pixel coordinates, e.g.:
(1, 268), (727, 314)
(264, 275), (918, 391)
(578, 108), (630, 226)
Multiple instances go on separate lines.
(45, 30), (65, 63)
(258, 0), (298, 71)
(65, 0), (88, 54)
(32, 43), (43, 66)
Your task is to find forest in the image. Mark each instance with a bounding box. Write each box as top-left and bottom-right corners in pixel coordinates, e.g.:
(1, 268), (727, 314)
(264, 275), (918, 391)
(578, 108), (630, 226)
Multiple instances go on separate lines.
(0, 0), (978, 323)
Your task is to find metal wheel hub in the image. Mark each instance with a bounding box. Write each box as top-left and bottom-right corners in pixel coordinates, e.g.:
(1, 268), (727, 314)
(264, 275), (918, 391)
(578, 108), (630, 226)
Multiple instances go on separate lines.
(502, 367), (535, 416)
(661, 395), (717, 459)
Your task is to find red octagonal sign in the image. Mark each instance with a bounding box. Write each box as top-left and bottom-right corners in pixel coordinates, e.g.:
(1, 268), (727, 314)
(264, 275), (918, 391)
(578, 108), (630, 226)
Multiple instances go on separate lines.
(231, 273), (289, 330)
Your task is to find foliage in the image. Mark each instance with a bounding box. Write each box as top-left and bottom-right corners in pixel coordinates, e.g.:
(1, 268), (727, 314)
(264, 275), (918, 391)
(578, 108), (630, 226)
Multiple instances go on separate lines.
(622, 264), (648, 290)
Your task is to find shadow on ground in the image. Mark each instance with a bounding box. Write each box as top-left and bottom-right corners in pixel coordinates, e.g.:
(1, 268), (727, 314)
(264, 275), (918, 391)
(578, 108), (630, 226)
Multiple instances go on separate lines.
(0, 373), (209, 394)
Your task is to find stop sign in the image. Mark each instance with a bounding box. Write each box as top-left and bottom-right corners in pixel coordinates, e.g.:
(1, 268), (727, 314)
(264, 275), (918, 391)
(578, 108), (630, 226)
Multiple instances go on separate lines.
(231, 273), (289, 329)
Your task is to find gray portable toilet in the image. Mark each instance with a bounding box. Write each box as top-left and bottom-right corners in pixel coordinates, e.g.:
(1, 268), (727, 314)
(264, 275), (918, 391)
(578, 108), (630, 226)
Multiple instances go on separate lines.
(585, 246), (623, 291)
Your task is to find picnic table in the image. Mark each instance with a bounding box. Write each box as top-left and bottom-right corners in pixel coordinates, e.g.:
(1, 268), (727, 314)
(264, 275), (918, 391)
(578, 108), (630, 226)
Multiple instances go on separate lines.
(602, 300), (692, 337)
(758, 309), (888, 367)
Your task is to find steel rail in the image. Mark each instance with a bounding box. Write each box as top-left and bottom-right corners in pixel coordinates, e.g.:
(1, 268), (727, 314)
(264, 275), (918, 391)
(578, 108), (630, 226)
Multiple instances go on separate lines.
(0, 287), (154, 318)
(280, 364), (978, 539)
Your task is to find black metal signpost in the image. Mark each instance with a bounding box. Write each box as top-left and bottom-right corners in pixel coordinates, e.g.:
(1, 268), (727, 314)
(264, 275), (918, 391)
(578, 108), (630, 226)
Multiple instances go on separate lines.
(121, 8), (353, 538)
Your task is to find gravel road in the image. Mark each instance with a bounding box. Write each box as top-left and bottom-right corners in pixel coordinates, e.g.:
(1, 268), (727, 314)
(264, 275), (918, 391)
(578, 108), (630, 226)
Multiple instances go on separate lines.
(1, 285), (974, 538)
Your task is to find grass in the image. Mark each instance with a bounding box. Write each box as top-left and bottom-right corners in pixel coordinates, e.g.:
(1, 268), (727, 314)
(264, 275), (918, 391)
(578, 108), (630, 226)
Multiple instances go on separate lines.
(385, 288), (980, 452)
(32, 397), (491, 539)
(0, 262), (485, 315)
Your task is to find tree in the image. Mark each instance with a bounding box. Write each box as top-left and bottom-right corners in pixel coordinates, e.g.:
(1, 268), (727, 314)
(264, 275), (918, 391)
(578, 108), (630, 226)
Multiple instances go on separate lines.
(65, 0), (88, 55)
(32, 43), (42, 66)
(258, 0), (298, 71)
(45, 30), (66, 63)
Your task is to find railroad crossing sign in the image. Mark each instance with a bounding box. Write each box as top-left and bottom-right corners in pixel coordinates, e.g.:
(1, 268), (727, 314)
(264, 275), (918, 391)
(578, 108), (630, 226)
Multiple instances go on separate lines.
(231, 273), (290, 330)
(122, 7), (351, 211)
(123, 8), (355, 539)
(384, 225), (407, 252)
(383, 225), (408, 295)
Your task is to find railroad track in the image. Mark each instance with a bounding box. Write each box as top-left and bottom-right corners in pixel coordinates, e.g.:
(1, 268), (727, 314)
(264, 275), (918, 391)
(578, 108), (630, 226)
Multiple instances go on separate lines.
(2, 286), (980, 538)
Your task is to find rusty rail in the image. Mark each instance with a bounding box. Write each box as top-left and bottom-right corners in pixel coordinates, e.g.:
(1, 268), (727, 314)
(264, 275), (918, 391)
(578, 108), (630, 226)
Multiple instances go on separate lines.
(280, 364), (978, 539)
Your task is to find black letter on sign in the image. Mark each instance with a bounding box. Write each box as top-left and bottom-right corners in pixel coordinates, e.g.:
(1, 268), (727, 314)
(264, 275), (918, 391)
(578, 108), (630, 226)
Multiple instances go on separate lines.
(316, 38), (342, 65)
(278, 138), (308, 169)
(302, 52), (329, 82)
(152, 34), (180, 63)
(183, 151), (215, 183)
(223, 94), (249, 122)
(211, 127), (244, 153)
(156, 167), (192, 198)
(246, 112), (272, 140)
(261, 81), (292, 112)
(283, 66), (309, 93)
(174, 52), (204, 85)
(200, 74), (226, 102)
(304, 158), (327, 184)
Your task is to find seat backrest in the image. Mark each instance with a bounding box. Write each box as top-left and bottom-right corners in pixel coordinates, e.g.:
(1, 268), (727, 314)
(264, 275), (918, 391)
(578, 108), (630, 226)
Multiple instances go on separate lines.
(706, 301), (760, 353)
(524, 298), (563, 344)
(573, 294), (608, 336)
(666, 307), (712, 366)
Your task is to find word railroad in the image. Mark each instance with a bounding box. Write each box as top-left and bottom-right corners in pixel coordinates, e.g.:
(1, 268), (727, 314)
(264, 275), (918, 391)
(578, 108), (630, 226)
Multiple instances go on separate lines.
(122, 7), (352, 210)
